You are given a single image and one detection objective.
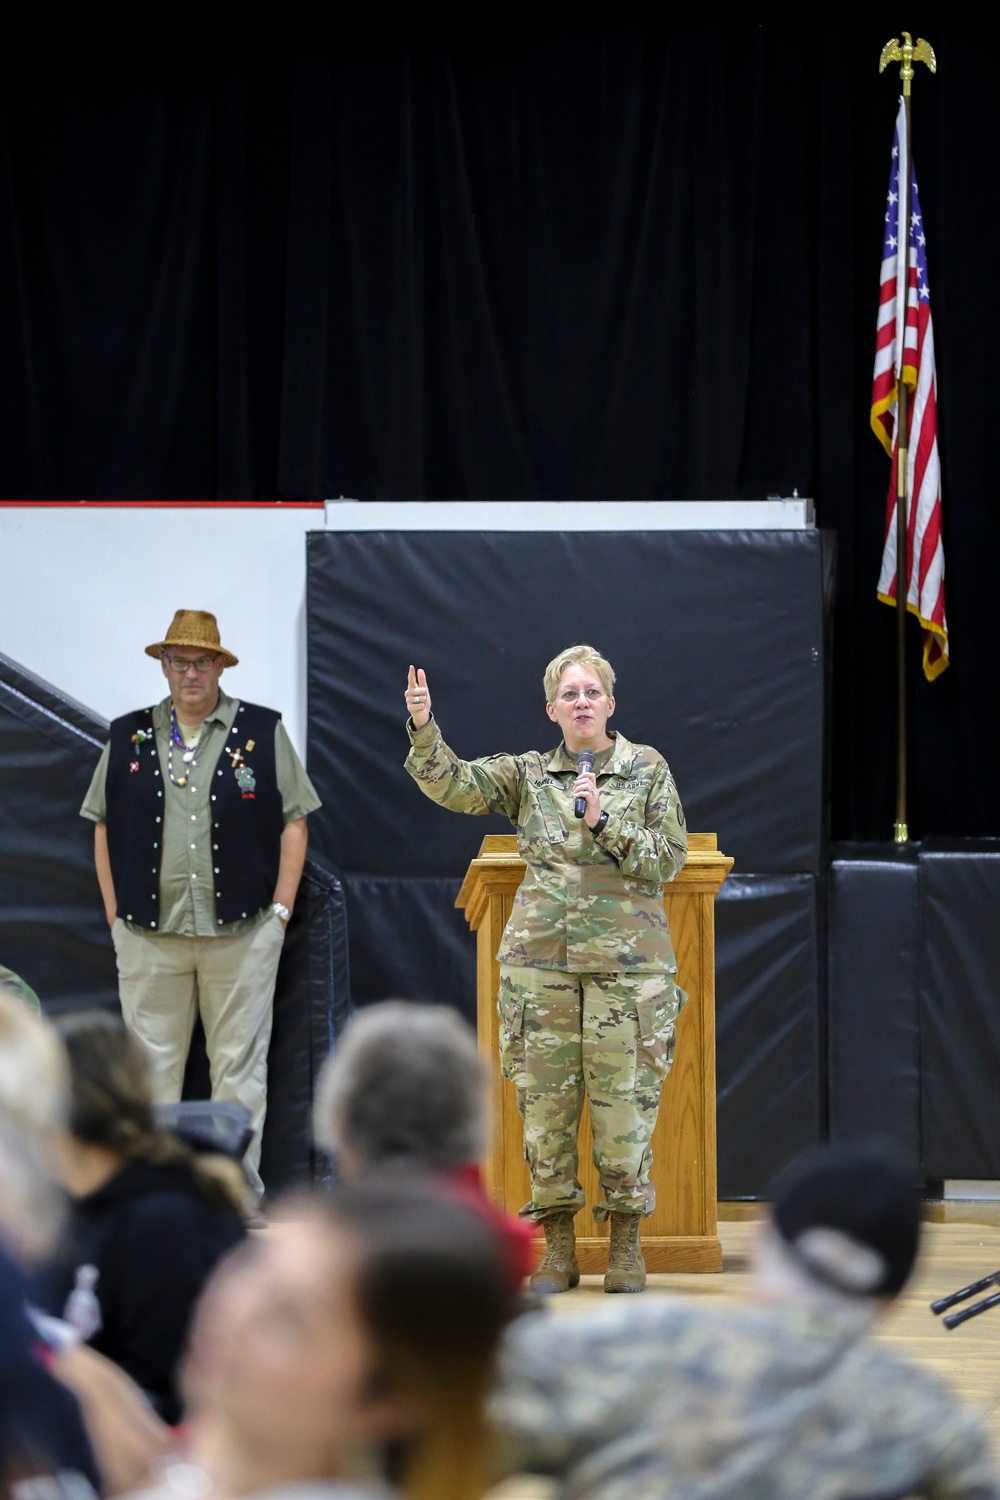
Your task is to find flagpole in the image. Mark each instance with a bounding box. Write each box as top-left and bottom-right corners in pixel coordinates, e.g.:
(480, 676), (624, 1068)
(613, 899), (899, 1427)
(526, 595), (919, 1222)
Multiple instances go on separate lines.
(879, 32), (936, 844)
(894, 99), (911, 845)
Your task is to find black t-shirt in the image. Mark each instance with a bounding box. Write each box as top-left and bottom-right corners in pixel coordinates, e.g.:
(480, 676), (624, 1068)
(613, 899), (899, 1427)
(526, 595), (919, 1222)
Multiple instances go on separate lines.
(31, 1159), (246, 1423)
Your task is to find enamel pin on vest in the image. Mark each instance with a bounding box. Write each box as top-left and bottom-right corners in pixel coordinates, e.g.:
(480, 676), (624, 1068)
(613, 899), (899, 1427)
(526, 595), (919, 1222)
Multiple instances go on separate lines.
(229, 737), (257, 798)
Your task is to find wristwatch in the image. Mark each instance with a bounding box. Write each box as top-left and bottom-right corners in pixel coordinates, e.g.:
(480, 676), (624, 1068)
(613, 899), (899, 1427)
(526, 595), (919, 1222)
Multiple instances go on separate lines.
(273, 902), (291, 923)
(592, 810), (610, 836)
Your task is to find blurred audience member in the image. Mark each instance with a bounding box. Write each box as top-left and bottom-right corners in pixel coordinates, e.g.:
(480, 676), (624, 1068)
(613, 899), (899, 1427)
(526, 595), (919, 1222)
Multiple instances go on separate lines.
(0, 962), (41, 1014)
(48, 1336), (174, 1497)
(0, 1108), (64, 1264)
(146, 1181), (513, 1500)
(493, 1143), (1000, 1500)
(0, 987), (67, 1137)
(315, 1001), (534, 1288)
(0, 1112), (101, 1498)
(341, 1181), (515, 1500)
(0, 995), (172, 1493)
(32, 1011), (246, 1423)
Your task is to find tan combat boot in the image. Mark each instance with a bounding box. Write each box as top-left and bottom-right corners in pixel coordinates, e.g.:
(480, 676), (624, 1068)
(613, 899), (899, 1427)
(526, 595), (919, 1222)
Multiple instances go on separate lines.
(604, 1212), (646, 1293)
(529, 1211), (580, 1294)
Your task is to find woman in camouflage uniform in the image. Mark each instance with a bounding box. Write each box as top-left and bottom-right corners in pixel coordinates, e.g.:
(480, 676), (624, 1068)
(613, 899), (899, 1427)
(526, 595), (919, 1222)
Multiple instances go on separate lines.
(404, 645), (687, 1294)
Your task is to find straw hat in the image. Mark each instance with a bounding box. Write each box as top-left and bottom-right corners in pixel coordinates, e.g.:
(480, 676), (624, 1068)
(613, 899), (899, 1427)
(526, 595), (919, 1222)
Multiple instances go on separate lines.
(145, 610), (239, 668)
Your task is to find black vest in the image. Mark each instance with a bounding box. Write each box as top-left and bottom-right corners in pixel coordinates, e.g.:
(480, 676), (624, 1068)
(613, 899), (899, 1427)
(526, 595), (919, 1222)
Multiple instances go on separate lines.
(105, 702), (284, 930)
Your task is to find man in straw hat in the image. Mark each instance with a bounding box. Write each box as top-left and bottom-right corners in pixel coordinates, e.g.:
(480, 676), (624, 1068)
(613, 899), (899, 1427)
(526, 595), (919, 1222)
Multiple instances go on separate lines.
(79, 610), (321, 1206)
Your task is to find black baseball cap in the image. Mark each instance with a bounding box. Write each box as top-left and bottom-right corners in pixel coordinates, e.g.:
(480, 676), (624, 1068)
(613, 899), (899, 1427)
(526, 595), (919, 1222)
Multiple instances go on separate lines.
(772, 1143), (922, 1297)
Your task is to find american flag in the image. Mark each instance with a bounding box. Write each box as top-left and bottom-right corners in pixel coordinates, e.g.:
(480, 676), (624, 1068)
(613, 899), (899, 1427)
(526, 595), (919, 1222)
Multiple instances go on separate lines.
(871, 97), (948, 679)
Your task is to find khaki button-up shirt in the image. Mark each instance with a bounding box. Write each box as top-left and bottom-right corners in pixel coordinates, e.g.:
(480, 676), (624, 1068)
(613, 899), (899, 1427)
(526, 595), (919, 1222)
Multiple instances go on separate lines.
(405, 720), (686, 973)
(81, 692), (321, 937)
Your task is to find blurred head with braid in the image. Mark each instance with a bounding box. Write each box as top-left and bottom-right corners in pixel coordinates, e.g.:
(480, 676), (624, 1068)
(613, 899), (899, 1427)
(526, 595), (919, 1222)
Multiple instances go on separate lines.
(35, 1010), (248, 1423)
(52, 1010), (245, 1212)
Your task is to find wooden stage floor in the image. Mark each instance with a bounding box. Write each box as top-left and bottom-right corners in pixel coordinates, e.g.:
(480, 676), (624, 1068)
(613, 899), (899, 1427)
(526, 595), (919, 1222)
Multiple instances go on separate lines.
(490, 1214), (1000, 1500)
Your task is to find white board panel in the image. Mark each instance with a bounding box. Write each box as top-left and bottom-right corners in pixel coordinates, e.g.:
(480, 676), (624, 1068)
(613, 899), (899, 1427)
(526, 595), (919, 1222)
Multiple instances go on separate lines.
(323, 498), (815, 530)
(0, 505), (322, 757)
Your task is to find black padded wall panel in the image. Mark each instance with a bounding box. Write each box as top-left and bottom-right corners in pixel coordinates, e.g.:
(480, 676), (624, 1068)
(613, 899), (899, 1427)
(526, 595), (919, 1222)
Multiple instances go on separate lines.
(259, 856), (352, 1190)
(920, 840), (1000, 1180)
(827, 845), (920, 1179)
(343, 875), (477, 1022)
(714, 874), (822, 1198)
(0, 652), (116, 1011)
(306, 526), (832, 1193)
(306, 528), (831, 878)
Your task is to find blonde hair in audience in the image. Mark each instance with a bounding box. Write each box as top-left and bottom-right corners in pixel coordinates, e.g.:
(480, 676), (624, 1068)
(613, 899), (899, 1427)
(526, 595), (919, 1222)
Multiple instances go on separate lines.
(0, 992), (68, 1135)
(0, 1111), (65, 1262)
(543, 644), (616, 703)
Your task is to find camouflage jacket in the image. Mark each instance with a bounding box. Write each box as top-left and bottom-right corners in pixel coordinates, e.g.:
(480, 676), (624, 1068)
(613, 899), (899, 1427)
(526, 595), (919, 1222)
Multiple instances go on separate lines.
(492, 1298), (1000, 1500)
(405, 720), (686, 973)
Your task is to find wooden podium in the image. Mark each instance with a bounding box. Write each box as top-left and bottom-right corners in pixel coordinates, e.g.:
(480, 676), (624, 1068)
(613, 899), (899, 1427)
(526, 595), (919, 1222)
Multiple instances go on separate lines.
(456, 833), (732, 1272)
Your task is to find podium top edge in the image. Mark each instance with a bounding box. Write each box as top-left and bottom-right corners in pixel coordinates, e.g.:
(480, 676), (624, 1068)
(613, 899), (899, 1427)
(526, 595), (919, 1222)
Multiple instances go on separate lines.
(455, 848), (734, 913)
(456, 836), (733, 911)
(474, 832), (720, 856)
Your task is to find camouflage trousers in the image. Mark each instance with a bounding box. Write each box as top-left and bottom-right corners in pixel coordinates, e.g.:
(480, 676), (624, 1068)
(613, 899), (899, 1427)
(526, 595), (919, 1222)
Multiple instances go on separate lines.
(497, 964), (686, 1222)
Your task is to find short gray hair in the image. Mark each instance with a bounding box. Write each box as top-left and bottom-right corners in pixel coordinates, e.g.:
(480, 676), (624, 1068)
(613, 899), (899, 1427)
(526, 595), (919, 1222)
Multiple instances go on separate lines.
(543, 644), (616, 703)
(314, 1002), (487, 1173)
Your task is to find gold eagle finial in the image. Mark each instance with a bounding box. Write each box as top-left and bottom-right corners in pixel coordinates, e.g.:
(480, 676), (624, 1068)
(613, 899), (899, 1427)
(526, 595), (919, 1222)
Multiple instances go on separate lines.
(880, 32), (937, 94)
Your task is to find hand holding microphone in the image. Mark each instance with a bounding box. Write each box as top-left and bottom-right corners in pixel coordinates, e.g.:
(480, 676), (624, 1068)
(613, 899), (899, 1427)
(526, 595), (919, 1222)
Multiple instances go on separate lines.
(574, 749), (595, 817)
(573, 748), (602, 827)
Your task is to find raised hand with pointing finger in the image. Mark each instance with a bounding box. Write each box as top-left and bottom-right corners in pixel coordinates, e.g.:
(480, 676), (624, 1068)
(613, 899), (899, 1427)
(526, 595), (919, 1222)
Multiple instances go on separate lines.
(405, 665), (432, 729)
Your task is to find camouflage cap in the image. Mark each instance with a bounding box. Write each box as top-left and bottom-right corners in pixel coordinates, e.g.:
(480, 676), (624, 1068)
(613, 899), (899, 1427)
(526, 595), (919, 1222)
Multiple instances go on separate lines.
(0, 964), (41, 1015)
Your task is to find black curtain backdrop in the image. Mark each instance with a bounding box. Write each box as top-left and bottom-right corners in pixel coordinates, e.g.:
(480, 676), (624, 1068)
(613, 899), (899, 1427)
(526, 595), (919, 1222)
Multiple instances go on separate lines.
(0, 18), (995, 841)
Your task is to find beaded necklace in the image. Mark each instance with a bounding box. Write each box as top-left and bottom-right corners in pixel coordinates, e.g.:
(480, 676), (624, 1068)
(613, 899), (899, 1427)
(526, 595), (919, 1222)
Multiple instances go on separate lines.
(167, 704), (199, 788)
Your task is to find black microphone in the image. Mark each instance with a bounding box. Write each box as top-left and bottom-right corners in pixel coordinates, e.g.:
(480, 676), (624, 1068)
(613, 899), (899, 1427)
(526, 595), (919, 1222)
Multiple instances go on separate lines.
(574, 748), (595, 818)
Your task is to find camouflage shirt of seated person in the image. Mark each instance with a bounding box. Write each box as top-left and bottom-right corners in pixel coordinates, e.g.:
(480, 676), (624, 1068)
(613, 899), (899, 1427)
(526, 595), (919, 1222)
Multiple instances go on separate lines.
(405, 720), (686, 973)
(492, 1298), (1000, 1500)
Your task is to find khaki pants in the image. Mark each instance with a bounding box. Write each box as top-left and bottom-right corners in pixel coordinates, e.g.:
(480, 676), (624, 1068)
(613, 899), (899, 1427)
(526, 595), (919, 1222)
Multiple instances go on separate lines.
(497, 964), (686, 1222)
(111, 914), (285, 1199)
